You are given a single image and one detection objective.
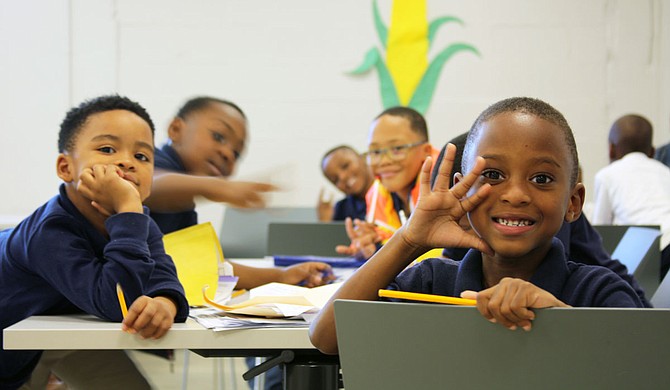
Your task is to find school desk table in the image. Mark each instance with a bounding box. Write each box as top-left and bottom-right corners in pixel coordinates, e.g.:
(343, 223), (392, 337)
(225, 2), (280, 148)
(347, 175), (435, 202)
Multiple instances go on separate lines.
(2, 256), (348, 389)
(3, 314), (340, 389)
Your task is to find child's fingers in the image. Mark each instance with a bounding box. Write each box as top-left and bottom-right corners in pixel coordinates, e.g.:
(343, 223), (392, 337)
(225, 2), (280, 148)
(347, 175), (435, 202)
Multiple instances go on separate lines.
(126, 299), (172, 339)
(485, 279), (537, 330)
(90, 201), (113, 217)
(459, 234), (494, 257)
(432, 143), (457, 192)
(343, 218), (356, 239)
(121, 296), (149, 334)
(450, 156), (486, 200)
(417, 156), (434, 197)
(335, 245), (355, 256)
(459, 183), (491, 214)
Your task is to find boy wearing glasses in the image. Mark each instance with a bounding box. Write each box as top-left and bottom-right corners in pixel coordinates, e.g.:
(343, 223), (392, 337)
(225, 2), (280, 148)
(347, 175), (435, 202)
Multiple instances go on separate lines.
(336, 106), (440, 259)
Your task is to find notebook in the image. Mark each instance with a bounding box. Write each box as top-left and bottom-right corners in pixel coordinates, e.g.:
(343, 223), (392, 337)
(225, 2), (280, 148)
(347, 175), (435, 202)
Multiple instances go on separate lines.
(334, 300), (670, 390)
(266, 222), (349, 257)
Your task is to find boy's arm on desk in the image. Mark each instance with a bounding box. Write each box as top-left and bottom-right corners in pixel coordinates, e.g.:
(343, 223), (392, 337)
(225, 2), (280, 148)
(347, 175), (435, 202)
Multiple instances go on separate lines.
(232, 258), (356, 287)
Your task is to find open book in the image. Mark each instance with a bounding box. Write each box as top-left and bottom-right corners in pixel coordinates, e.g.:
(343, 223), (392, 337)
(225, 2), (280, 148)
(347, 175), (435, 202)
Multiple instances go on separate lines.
(203, 282), (343, 318)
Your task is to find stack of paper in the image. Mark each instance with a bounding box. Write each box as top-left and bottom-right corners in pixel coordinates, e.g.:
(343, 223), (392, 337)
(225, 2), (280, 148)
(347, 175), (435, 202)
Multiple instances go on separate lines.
(191, 282), (342, 330)
(190, 307), (313, 331)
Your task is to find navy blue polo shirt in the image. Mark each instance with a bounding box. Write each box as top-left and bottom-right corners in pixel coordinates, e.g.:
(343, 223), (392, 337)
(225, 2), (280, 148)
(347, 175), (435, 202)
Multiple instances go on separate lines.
(151, 143), (198, 233)
(391, 238), (643, 308)
(332, 195), (367, 221)
(443, 214), (651, 307)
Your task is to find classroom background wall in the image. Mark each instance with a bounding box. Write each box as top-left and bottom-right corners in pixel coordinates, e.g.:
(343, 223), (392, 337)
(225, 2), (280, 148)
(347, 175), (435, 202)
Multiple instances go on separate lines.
(1, 0), (669, 234)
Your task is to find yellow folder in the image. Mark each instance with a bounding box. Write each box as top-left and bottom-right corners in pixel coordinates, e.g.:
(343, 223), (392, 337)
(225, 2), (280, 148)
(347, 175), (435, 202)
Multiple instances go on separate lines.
(163, 222), (223, 306)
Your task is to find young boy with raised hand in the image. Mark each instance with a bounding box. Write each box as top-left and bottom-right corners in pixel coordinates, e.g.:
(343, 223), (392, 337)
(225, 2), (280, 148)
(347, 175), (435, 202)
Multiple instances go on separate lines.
(317, 145), (374, 222)
(146, 96), (333, 290)
(310, 97), (643, 355)
(0, 95), (189, 388)
(146, 97), (332, 390)
(336, 106), (440, 259)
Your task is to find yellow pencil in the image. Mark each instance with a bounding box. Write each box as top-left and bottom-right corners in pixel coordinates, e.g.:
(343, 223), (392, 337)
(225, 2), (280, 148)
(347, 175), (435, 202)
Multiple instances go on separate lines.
(378, 289), (476, 306)
(116, 283), (128, 318)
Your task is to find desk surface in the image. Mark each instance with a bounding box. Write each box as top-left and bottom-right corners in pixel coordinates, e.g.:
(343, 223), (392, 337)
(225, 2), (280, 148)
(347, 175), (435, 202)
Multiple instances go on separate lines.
(4, 314), (313, 352)
(4, 258), (340, 354)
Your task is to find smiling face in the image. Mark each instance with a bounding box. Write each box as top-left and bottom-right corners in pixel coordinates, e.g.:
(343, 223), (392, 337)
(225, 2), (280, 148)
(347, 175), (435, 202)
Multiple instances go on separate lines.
(464, 112), (584, 263)
(322, 148), (372, 197)
(168, 102), (247, 177)
(367, 114), (431, 198)
(58, 109), (155, 202)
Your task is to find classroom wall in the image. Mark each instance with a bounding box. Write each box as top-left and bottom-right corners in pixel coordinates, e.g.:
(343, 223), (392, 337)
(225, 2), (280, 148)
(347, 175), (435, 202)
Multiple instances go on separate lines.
(1, 0), (668, 233)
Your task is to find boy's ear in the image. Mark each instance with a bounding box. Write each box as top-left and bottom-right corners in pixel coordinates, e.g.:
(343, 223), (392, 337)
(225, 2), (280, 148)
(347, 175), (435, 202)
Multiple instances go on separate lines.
(608, 143), (617, 162)
(167, 117), (185, 143)
(421, 142), (433, 156)
(565, 182), (586, 223)
(56, 153), (74, 183)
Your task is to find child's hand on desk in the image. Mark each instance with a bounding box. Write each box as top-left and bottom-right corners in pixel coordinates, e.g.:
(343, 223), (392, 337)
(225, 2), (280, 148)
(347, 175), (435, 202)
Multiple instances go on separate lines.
(280, 262), (336, 287)
(461, 278), (570, 332)
(122, 296), (177, 339)
(335, 218), (379, 260)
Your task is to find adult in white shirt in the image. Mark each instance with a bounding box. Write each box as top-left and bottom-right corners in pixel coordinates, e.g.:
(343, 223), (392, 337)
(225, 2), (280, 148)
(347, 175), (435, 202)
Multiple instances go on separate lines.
(592, 114), (670, 279)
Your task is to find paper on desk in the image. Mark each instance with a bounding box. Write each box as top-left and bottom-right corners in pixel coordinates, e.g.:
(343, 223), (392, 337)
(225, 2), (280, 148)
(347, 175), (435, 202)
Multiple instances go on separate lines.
(164, 222), (231, 306)
(189, 307), (310, 331)
(203, 282), (342, 318)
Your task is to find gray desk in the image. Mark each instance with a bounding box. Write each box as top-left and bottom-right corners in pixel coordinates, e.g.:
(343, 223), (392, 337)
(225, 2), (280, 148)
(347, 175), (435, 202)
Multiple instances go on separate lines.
(4, 315), (340, 389)
(3, 315), (313, 352)
(335, 300), (670, 390)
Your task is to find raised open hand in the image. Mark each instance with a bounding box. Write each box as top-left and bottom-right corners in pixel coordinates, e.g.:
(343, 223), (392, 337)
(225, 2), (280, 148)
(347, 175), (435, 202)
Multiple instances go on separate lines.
(400, 143), (493, 255)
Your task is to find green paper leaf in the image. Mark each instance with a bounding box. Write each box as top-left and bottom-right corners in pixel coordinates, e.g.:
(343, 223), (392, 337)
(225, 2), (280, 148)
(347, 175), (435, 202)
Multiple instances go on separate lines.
(375, 57), (400, 108)
(373, 0), (388, 49)
(345, 46), (399, 108)
(428, 16), (464, 48)
(347, 47), (380, 75)
(409, 43), (480, 114)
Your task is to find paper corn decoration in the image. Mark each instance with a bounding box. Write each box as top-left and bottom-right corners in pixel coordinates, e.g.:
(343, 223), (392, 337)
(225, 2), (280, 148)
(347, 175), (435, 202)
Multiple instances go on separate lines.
(348, 0), (479, 114)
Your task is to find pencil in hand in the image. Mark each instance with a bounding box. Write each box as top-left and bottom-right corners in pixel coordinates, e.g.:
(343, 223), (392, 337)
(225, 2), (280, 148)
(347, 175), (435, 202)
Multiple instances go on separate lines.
(378, 289), (476, 306)
(116, 283), (129, 318)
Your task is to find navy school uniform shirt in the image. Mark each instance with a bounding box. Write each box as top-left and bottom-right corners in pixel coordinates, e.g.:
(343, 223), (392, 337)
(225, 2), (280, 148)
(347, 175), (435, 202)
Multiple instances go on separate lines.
(332, 195), (367, 221)
(393, 238), (644, 308)
(0, 185), (189, 388)
(443, 214), (652, 307)
(151, 143), (198, 233)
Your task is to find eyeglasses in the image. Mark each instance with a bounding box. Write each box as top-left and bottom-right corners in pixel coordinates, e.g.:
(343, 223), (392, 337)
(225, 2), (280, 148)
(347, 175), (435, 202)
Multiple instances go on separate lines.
(364, 141), (426, 164)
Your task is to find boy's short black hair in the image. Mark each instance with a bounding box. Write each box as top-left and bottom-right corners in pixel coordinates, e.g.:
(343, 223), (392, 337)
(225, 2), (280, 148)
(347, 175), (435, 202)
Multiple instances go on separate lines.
(609, 114), (653, 156)
(463, 97), (579, 186)
(321, 145), (359, 167)
(376, 106), (429, 142)
(58, 95), (155, 153)
(176, 96), (246, 120)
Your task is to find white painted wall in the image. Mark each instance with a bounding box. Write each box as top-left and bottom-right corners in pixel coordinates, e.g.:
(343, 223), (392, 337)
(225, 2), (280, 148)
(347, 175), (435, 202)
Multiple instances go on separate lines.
(1, 0), (668, 232)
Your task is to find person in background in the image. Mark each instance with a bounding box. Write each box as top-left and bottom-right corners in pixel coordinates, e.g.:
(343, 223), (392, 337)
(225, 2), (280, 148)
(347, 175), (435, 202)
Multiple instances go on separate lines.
(336, 106), (440, 260)
(146, 96), (334, 290)
(317, 145), (373, 222)
(592, 114), (670, 280)
(144, 96), (334, 390)
(310, 97), (643, 355)
(0, 95), (189, 389)
(654, 114), (670, 167)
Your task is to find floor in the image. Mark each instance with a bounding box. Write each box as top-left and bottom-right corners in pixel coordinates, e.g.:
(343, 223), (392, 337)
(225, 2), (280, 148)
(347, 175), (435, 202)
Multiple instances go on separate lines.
(129, 350), (254, 390)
